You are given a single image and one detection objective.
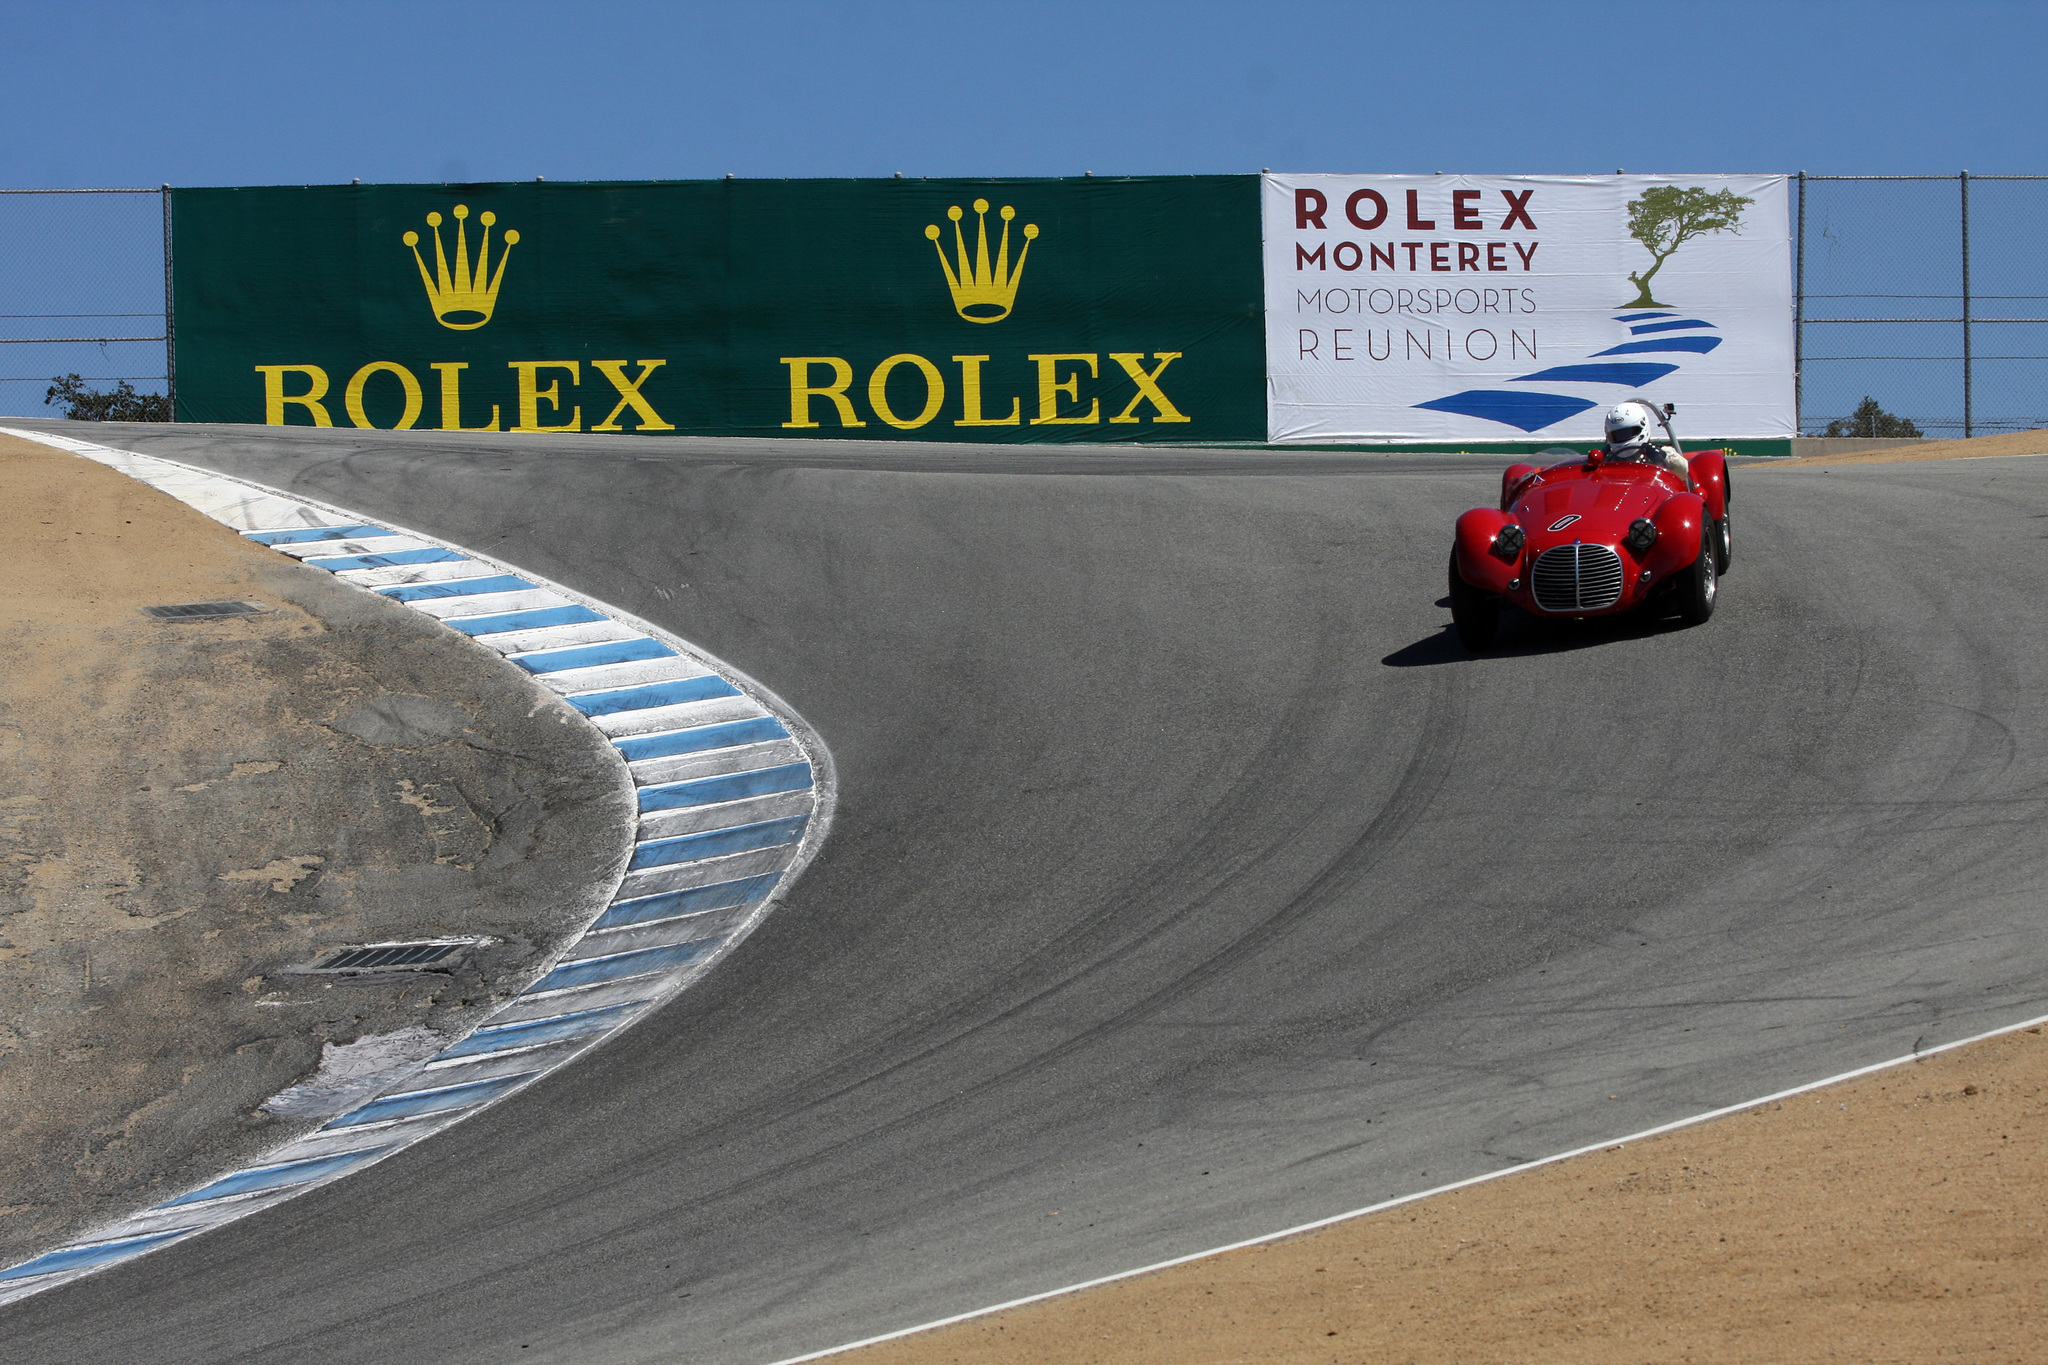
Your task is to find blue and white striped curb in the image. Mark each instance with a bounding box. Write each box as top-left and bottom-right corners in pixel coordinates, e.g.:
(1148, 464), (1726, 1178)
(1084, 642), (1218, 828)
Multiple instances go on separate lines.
(0, 427), (836, 1303)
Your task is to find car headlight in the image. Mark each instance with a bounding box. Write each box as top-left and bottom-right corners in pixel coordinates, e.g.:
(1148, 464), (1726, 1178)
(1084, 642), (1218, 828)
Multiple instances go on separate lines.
(1490, 523), (1525, 562)
(1624, 518), (1657, 553)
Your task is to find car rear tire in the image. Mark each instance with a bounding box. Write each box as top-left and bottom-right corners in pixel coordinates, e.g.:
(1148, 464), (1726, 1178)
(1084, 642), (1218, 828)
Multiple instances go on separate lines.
(1678, 522), (1718, 625)
(1448, 550), (1500, 650)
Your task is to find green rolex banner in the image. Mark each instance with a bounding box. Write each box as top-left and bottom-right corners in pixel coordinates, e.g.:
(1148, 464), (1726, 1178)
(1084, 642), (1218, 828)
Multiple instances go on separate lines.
(170, 177), (1265, 443)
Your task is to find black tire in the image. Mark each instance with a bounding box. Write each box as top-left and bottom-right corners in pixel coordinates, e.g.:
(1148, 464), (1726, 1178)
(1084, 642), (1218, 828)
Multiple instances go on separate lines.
(1713, 462), (1733, 573)
(1448, 549), (1500, 650)
(1677, 522), (1719, 625)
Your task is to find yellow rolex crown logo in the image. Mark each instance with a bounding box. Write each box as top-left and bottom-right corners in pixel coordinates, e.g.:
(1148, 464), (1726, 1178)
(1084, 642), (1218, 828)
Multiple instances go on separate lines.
(924, 199), (1039, 324)
(403, 204), (519, 330)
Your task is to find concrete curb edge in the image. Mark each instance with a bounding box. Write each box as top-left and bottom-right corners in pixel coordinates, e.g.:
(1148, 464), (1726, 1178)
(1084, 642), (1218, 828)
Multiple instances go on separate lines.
(0, 426), (837, 1303)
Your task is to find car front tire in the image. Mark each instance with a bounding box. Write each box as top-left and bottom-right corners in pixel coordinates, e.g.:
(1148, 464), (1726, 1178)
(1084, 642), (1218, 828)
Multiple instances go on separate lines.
(1713, 463), (1733, 574)
(1678, 522), (1719, 625)
(1448, 549), (1500, 650)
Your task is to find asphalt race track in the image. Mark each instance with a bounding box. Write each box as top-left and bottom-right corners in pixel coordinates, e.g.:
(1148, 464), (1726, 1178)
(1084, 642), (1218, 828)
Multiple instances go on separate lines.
(6, 423), (2045, 1364)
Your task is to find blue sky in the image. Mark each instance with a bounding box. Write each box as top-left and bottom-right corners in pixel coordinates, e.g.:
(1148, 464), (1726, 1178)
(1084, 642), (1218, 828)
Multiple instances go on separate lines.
(2, 0), (2040, 188)
(3, 0), (2039, 429)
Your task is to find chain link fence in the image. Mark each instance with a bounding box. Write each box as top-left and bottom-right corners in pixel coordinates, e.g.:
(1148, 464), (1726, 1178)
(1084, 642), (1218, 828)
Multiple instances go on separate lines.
(1797, 173), (2048, 437)
(1, 178), (2040, 435)
(0, 187), (170, 418)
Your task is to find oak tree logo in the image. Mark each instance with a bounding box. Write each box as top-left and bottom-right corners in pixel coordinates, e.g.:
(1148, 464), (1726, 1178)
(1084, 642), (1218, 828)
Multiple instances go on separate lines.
(1622, 186), (1751, 309)
(403, 204), (519, 330)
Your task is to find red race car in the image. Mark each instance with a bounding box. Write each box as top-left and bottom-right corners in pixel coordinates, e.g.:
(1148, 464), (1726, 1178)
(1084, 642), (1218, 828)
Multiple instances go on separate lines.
(1448, 404), (1732, 650)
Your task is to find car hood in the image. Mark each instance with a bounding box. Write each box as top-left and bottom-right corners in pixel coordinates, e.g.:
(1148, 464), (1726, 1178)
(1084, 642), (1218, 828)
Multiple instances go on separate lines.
(1515, 472), (1667, 547)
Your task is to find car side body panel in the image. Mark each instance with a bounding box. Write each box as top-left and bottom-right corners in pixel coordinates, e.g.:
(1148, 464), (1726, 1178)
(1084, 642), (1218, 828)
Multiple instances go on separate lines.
(1453, 507), (1517, 595)
(1688, 449), (1728, 524)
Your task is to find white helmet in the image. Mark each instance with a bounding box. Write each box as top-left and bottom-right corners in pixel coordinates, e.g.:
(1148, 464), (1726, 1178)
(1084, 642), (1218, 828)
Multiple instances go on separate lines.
(1603, 400), (1659, 452)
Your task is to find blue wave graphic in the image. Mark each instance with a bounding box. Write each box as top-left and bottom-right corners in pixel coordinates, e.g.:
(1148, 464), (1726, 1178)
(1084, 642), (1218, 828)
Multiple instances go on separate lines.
(1412, 305), (1726, 433)
(1511, 363), (1679, 387)
(1414, 390), (1600, 432)
(1591, 336), (1722, 357)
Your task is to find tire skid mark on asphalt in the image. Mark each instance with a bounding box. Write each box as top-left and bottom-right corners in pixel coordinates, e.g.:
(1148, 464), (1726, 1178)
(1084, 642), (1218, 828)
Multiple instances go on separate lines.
(1749, 477), (2035, 922)
(0, 427), (836, 1304)
(543, 639), (1472, 1233)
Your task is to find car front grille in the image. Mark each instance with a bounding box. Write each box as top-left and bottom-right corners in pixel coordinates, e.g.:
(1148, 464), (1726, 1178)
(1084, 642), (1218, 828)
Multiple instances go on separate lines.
(1531, 542), (1625, 612)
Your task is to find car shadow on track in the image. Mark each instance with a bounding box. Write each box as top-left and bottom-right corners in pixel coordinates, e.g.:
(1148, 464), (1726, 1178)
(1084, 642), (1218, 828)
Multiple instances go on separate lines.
(1385, 603), (1699, 667)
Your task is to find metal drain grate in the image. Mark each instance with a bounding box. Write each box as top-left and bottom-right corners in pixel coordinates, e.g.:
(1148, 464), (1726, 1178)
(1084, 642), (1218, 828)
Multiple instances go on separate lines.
(302, 940), (479, 973)
(141, 600), (272, 622)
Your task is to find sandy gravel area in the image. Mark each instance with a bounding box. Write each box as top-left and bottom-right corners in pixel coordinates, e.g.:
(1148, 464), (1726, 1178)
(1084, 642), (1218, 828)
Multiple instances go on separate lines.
(1771, 430), (2048, 467)
(842, 1023), (2046, 1364)
(0, 431), (627, 1266)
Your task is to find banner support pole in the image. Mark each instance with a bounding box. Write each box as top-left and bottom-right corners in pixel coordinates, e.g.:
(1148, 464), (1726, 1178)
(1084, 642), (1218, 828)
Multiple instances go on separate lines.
(161, 184), (176, 421)
(1794, 171), (1805, 437)
(1960, 170), (1971, 439)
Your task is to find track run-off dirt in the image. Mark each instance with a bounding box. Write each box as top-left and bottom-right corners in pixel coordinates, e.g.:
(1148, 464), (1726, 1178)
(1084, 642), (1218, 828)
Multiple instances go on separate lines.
(0, 432), (622, 1268)
(1, 421), (2042, 1365)
(1769, 428), (2048, 467)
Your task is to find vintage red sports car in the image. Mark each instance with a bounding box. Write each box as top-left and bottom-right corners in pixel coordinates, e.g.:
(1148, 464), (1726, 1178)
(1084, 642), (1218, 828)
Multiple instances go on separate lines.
(1448, 432), (1732, 650)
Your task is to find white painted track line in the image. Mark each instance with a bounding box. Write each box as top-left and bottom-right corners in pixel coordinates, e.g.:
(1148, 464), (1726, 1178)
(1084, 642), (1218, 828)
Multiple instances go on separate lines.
(763, 1007), (2048, 1365)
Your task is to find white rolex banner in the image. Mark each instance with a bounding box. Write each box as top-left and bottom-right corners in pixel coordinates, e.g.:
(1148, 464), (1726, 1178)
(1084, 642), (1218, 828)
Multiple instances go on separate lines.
(1262, 173), (1792, 443)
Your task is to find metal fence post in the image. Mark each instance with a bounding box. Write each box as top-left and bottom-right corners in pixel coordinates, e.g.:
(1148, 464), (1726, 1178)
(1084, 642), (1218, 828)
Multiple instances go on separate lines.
(1794, 170), (1806, 436)
(1960, 170), (1972, 438)
(161, 184), (176, 420)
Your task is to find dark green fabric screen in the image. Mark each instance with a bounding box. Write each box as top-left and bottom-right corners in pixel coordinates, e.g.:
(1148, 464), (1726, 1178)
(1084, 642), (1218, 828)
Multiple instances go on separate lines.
(171, 176), (1264, 442)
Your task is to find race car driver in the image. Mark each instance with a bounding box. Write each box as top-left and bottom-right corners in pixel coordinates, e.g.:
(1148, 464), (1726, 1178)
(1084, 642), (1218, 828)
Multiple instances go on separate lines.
(1602, 400), (1690, 484)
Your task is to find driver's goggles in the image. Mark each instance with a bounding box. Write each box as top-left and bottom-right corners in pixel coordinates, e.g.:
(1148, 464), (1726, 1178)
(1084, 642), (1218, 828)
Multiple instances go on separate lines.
(1607, 426), (1642, 445)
